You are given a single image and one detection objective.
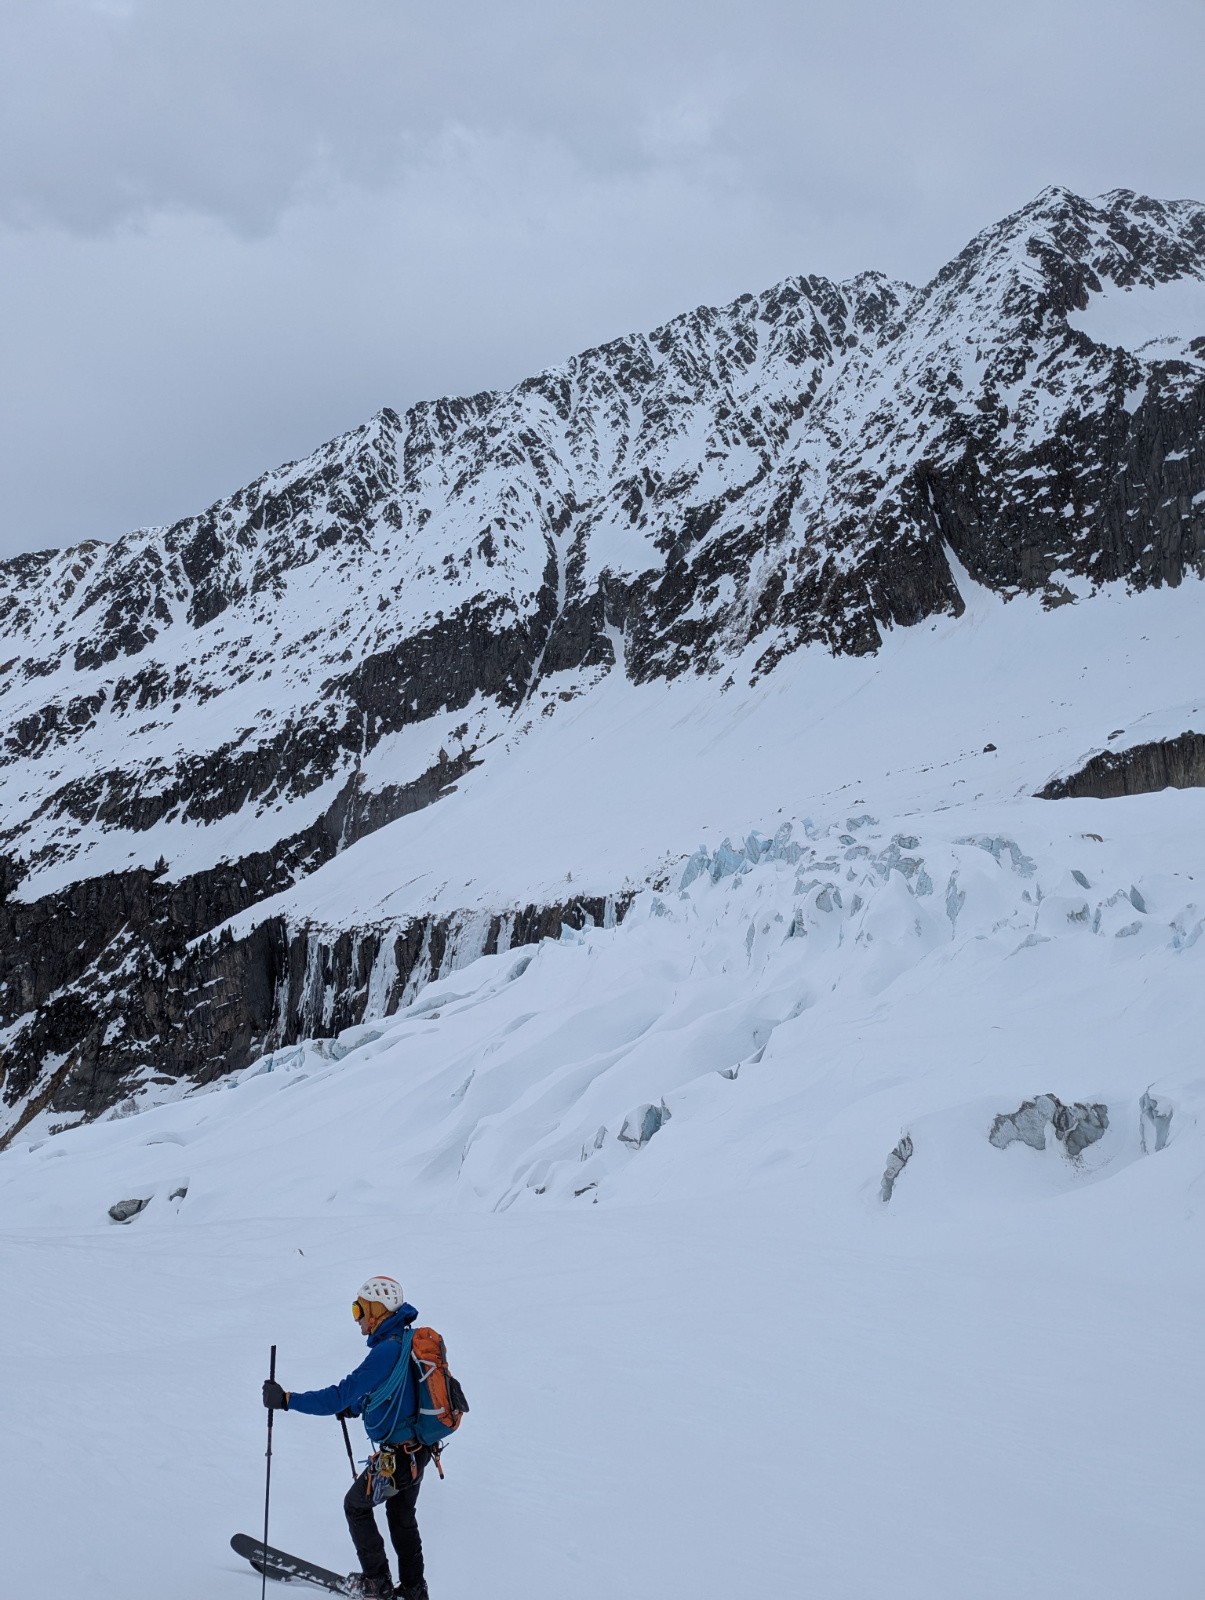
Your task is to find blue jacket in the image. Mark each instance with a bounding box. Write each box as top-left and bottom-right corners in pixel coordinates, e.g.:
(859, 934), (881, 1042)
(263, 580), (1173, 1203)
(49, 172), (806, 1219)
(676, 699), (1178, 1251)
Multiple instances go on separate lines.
(288, 1304), (419, 1445)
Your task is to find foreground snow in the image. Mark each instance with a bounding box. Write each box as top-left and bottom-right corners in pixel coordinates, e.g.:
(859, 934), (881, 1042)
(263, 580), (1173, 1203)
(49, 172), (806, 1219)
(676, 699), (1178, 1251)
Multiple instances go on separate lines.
(3, 758), (1204, 1596)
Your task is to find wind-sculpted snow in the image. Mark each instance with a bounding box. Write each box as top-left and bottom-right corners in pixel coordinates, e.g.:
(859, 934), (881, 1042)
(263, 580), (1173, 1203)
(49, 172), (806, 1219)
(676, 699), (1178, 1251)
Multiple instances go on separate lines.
(1, 185), (1205, 1133)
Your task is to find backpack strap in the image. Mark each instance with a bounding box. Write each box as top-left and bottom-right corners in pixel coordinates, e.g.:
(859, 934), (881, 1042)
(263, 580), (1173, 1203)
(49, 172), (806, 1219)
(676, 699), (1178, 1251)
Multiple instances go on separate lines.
(363, 1327), (416, 1442)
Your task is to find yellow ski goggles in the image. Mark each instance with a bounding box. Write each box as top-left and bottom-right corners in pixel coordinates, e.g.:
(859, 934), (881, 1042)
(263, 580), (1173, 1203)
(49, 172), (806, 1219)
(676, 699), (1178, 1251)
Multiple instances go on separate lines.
(352, 1298), (368, 1322)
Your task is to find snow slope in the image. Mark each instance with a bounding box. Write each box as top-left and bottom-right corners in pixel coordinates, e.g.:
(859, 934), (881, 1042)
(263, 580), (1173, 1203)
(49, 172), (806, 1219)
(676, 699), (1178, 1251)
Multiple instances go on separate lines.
(2, 562), (1204, 1597)
(214, 557), (1205, 934)
(1069, 273), (1205, 361)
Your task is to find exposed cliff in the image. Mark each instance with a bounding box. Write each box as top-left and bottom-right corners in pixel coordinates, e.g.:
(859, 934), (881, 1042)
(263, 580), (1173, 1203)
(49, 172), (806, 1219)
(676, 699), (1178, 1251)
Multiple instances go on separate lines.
(1039, 730), (1205, 800)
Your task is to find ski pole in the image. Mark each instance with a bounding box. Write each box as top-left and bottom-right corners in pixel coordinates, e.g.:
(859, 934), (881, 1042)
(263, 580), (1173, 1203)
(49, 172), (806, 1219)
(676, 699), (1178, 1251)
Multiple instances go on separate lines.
(340, 1414), (358, 1479)
(261, 1344), (277, 1600)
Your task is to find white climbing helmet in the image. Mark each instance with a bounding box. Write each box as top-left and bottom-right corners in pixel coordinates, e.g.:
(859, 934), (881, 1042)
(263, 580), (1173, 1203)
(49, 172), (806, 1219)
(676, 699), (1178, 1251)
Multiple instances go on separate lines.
(355, 1274), (404, 1315)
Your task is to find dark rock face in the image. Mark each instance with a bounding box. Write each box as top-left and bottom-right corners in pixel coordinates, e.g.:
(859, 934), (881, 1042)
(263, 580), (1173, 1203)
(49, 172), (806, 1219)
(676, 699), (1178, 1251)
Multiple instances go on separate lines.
(1038, 731), (1205, 799)
(0, 749), (477, 1035)
(1, 185), (1204, 1138)
(0, 884), (626, 1150)
(880, 1135), (914, 1202)
(989, 1095), (1109, 1160)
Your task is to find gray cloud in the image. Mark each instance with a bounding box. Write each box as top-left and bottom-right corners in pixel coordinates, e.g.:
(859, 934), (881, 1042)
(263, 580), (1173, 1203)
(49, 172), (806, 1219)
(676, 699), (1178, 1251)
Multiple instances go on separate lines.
(2, 0), (1204, 555)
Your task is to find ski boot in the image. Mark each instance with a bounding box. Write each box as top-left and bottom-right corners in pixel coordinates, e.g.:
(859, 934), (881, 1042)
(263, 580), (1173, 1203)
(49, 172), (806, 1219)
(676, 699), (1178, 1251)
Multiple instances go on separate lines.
(344, 1574), (394, 1598)
(395, 1582), (429, 1600)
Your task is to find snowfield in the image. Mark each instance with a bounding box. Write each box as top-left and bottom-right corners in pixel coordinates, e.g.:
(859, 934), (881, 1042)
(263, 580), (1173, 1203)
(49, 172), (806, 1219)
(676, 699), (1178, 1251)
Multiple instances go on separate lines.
(1068, 271), (1205, 362)
(3, 569), (1205, 1599)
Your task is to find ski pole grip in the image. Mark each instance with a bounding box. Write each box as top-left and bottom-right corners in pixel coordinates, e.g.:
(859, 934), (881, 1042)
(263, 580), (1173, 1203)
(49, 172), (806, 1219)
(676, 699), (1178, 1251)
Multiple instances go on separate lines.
(269, 1344), (277, 1384)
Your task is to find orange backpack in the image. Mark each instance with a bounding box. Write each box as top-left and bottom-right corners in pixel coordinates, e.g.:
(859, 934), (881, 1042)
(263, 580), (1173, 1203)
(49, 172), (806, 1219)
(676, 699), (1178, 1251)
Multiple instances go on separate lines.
(409, 1326), (469, 1452)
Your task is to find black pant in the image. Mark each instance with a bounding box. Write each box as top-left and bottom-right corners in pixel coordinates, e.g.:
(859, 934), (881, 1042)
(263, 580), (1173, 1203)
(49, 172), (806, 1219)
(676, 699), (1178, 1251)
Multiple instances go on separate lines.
(344, 1454), (426, 1588)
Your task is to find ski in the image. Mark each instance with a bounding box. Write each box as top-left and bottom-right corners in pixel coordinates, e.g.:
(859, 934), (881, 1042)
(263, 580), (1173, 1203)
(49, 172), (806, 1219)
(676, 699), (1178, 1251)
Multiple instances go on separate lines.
(230, 1532), (349, 1593)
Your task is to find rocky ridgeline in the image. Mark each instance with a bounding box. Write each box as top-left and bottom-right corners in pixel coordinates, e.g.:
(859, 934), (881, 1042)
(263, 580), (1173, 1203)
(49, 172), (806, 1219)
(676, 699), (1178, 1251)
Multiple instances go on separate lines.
(1, 186), (1204, 1140)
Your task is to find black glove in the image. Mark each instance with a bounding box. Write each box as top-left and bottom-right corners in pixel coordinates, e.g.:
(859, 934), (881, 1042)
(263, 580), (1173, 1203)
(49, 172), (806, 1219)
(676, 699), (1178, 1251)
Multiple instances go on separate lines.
(336, 1408), (357, 1420)
(263, 1379), (289, 1410)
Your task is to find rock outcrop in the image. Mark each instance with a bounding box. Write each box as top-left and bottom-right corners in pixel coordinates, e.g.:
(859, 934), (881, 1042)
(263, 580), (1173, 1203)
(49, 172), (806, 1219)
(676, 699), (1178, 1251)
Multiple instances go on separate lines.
(880, 1134), (914, 1202)
(989, 1095), (1109, 1160)
(1038, 731), (1205, 799)
(0, 889), (624, 1149)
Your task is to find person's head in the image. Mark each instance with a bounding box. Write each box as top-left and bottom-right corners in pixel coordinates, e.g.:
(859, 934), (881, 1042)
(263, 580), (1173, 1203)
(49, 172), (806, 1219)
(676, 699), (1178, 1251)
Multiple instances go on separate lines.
(352, 1274), (404, 1336)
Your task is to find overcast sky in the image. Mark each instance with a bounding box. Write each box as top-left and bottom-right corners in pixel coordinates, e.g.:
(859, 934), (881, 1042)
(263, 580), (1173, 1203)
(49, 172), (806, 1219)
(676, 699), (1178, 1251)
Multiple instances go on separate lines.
(3, 0), (1204, 558)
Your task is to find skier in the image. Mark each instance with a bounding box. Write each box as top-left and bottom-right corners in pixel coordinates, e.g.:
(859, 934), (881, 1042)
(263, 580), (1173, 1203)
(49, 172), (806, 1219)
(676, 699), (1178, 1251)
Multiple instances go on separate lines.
(261, 1275), (431, 1600)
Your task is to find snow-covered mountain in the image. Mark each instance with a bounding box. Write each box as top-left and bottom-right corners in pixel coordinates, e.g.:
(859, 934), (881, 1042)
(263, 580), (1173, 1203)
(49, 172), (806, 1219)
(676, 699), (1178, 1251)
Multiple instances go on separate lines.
(3, 185), (1205, 1600)
(1, 184), (1204, 1145)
